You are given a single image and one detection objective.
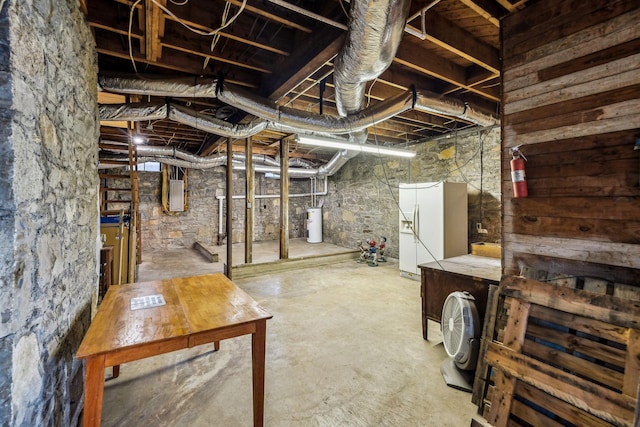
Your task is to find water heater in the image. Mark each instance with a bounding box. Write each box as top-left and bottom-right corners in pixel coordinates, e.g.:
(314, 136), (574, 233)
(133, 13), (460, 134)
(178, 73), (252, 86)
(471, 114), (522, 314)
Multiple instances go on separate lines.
(306, 207), (322, 243)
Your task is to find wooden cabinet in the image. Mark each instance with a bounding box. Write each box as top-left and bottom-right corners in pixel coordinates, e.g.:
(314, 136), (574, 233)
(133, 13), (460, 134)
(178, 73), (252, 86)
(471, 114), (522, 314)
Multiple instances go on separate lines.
(419, 255), (501, 340)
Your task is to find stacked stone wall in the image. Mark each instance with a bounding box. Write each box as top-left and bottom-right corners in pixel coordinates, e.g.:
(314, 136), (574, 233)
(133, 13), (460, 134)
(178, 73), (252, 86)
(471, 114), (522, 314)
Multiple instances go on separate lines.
(321, 127), (502, 258)
(136, 167), (311, 250)
(0, 1), (99, 426)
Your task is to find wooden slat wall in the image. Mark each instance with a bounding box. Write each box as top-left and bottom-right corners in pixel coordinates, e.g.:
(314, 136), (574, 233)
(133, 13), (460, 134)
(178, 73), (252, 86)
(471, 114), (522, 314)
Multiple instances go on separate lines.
(501, 0), (640, 283)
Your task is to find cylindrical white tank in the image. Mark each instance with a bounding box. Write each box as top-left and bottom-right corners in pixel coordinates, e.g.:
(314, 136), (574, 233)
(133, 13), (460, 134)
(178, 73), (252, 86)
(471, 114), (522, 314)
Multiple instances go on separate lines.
(306, 207), (322, 243)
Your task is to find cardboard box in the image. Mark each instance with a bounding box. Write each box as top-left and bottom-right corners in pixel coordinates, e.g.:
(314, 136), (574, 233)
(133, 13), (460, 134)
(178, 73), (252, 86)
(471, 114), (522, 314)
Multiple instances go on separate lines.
(471, 242), (501, 259)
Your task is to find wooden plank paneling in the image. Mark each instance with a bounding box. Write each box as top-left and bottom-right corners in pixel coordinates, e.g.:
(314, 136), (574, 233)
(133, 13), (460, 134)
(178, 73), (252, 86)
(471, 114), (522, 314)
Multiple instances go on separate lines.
(503, 234), (640, 270)
(502, 0), (638, 63)
(538, 38), (640, 82)
(503, 7), (640, 84)
(501, 0), (640, 284)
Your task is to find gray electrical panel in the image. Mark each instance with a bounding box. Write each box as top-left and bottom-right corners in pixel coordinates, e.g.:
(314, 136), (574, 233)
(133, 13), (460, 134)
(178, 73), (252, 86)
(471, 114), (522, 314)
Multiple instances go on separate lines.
(169, 179), (184, 212)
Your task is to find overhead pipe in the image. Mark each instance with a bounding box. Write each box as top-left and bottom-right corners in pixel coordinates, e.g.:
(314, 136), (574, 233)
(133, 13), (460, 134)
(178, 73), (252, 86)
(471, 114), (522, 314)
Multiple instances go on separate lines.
(102, 143), (315, 169)
(98, 86), (495, 136)
(98, 88), (417, 135)
(97, 0), (497, 178)
(333, 0), (411, 118)
(99, 144), (317, 178)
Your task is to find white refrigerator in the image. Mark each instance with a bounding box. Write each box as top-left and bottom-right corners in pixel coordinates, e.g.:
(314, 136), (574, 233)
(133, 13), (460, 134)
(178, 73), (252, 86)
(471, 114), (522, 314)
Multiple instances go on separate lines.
(399, 182), (468, 279)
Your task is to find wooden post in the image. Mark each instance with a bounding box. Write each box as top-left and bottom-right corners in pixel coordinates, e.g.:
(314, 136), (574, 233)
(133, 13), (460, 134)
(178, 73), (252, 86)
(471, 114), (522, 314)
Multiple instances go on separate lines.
(245, 137), (254, 264)
(279, 138), (289, 260)
(226, 137), (233, 279)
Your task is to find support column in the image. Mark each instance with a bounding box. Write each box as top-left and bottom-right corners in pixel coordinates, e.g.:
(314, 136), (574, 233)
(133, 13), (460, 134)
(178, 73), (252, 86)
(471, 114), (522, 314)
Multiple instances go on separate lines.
(279, 138), (289, 260)
(245, 137), (254, 264)
(226, 137), (233, 279)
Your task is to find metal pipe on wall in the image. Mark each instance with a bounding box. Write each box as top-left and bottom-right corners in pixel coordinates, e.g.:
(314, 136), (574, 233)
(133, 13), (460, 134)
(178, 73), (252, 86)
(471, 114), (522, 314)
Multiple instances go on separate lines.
(215, 176), (328, 239)
(245, 137), (254, 264)
(225, 137), (233, 279)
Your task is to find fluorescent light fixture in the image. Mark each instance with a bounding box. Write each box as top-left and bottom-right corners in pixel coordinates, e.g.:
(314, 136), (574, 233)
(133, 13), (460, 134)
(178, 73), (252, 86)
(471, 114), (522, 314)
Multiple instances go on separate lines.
(295, 135), (416, 158)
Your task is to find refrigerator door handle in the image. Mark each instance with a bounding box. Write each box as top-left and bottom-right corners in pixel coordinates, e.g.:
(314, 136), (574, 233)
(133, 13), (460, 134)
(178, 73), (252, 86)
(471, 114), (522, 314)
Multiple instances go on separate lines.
(413, 205), (419, 243)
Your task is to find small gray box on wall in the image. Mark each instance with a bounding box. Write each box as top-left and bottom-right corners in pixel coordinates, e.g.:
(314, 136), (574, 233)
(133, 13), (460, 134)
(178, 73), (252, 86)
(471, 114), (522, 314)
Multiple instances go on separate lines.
(169, 179), (184, 212)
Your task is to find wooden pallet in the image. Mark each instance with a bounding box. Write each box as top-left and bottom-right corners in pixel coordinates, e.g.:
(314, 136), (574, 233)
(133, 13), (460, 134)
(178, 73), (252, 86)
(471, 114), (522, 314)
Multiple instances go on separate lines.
(481, 276), (640, 427)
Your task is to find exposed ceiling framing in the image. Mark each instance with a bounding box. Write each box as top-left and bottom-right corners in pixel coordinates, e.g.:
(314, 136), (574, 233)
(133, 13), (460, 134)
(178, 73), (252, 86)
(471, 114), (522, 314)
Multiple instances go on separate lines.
(87, 0), (529, 163)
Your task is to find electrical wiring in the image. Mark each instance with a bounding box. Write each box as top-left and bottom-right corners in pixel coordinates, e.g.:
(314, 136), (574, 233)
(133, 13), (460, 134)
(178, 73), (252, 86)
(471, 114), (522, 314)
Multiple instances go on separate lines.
(365, 117), (446, 269)
(365, 78), (378, 108)
(127, 0), (248, 72)
(128, 0), (143, 73)
(338, 0), (349, 18)
(151, 0), (247, 36)
(364, 117), (495, 269)
(204, 1), (232, 70)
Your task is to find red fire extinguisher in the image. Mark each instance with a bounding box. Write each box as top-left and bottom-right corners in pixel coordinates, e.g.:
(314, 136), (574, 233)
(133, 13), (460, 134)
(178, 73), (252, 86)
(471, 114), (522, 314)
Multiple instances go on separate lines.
(510, 146), (528, 198)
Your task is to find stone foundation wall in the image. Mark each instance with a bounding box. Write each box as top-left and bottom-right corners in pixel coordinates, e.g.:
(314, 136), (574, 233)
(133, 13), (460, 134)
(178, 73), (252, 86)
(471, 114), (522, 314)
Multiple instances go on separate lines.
(321, 127), (501, 258)
(0, 1), (98, 426)
(137, 167), (312, 250)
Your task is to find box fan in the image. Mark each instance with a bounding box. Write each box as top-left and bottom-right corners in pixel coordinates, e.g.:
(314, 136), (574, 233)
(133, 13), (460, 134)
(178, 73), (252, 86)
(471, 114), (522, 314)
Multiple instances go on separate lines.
(440, 291), (481, 392)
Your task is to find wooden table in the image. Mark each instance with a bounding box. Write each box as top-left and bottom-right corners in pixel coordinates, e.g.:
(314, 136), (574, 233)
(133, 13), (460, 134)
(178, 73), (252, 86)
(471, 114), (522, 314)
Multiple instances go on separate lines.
(419, 254), (501, 340)
(76, 273), (272, 426)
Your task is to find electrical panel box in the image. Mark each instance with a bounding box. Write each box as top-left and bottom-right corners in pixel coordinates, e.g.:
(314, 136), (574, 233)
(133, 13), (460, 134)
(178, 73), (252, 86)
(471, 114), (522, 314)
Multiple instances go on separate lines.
(169, 179), (185, 212)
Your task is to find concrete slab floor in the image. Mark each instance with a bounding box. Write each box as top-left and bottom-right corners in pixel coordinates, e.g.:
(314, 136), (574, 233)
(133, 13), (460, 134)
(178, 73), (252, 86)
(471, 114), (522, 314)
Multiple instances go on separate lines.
(101, 254), (478, 426)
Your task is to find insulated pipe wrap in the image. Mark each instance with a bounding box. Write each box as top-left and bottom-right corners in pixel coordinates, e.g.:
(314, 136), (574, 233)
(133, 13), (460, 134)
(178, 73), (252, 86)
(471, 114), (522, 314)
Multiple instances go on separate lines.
(99, 75), (218, 97)
(99, 103), (168, 122)
(414, 90), (497, 127)
(334, 0), (412, 116)
(169, 104), (268, 137)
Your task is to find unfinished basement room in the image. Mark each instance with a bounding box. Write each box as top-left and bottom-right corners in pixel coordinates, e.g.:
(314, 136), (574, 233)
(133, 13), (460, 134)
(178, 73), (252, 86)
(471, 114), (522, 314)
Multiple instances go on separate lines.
(1, 0), (639, 426)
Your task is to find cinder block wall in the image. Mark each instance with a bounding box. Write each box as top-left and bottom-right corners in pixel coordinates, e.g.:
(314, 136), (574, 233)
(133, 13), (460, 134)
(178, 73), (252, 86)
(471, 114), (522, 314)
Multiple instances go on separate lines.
(322, 127), (501, 258)
(0, 1), (99, 425)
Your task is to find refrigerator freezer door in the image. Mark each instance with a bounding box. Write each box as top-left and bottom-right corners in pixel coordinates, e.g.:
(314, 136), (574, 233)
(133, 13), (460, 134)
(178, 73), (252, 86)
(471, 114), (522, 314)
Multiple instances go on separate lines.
(399, 183), (419, 277)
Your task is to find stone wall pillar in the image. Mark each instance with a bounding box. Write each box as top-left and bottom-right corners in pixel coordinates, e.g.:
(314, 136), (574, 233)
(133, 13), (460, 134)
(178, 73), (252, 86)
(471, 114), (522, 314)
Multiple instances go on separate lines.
(0, 1), (99, 425)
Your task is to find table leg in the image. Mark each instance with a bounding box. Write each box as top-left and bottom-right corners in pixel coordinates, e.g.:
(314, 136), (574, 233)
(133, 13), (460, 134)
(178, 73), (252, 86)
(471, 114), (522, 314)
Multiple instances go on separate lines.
(421, 278), (428, 340)
(251, 319), (267, 427)
(83, 354), (106, 427)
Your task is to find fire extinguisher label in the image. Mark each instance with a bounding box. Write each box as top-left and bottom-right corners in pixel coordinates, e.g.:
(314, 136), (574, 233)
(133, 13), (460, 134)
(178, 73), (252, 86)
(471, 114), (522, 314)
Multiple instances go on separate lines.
(511, 170), (526, 182)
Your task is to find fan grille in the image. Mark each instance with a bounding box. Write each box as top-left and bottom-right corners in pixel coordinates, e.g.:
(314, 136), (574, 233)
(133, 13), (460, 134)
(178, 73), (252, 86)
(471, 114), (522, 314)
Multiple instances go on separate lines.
(442, 294), (464, 358)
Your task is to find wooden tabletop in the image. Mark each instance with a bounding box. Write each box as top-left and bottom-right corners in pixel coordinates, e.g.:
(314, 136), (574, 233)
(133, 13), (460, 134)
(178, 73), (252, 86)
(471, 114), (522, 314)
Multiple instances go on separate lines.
(77, 273), (272, 359)
(419, 254), (502, 282)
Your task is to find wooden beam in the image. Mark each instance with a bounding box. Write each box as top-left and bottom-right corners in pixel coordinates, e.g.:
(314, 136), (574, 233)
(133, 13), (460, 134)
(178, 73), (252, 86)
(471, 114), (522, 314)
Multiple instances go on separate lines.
(458, 0), (501, 27)
(112, 0), (312, 33)
(96, 48), (258, 88)
(225, 0), (313, 33)
(162, 13), (289, 56)
(279, 138), (289, 260)
(422, 11), (500, 74)
(394, 40), (500, 102)
(161, 42), (271, 74)
(496, 0), (517, 12)
(89, 21), (143, 39)
(263, 32), (346, 100)
(145, 0), (165, 62)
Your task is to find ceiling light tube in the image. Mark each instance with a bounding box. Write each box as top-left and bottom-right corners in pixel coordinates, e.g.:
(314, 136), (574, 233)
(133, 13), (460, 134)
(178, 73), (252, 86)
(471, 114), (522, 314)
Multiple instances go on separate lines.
(295, 135), (416, 158)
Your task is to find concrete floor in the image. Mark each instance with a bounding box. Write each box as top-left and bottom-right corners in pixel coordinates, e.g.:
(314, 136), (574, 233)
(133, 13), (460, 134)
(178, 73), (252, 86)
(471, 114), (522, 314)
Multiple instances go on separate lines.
(101, 242), (478, 426)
